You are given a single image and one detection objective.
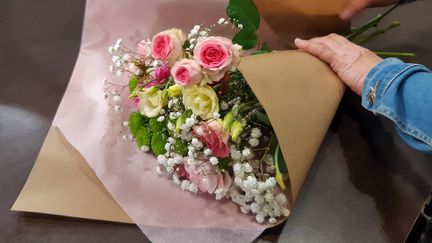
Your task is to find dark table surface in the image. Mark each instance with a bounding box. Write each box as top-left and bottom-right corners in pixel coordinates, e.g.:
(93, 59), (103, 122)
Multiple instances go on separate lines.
(1, 1), (431, 242)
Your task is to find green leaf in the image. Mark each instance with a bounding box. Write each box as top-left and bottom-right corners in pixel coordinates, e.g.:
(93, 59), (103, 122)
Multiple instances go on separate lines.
(136, 126), (152, 148)
(227, 0), (260, 31)
(274, 145), (288, 174)
(217, 157), (231, 170)
(232, 30), (258, 50)
(128, 112), (148, 137)
(129, 76), (139, 93)
(173, 138), (188, 156)
(261, 42), (272, 52)
(274, 145), (288, 190)
(151, 131), (168, 155)
(148, 117), (165, 133)
(251, 50), (270, 55)
(254, 111), (271, 126)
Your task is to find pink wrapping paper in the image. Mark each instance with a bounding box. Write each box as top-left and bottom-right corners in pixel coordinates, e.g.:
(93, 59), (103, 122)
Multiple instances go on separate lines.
(52, 0), (286, 242)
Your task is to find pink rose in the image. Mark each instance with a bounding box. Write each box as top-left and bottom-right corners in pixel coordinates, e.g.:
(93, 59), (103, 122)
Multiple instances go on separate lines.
(151, 28), (186, 66)
(171, 59), (203, 86)
(185, 160), (232, 199)
(193, 120), (229, 158)
(193, 36), (242, 81)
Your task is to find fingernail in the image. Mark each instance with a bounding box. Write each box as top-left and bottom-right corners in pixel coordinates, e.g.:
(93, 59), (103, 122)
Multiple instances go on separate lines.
(339, 10), (351, 20)
(294, 38), (305, 46)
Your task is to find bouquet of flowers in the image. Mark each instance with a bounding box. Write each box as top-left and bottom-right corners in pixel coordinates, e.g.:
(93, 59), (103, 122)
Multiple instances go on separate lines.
(103, 0), (291, 224)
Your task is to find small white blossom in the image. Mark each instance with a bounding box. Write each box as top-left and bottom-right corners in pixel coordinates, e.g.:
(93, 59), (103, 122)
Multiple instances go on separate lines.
(221, 101), (229, 110)
(242, 148), (251, 157)
(172, 174), (181, 185)
(255, 213), (265, 223)
(189, 183), (198, 193)
(157, 116), (165, 122)
(269, 218), (277, 224)
(122, 121), (129, 127)
(195, 127), (204, 136)
(276, 193), (287, 205)
(243, 163), (253, 173)
(116, 70), (123, 77)
(250, 128), (262, 138)
(109, 65), (115, 73)
(181, 180), (191, 191)
(213, 112), (221, 119)
(114, 105), (122, 112)
(191, 138), (202, 148)
(209, 157), (218, 165)
(155, 166), (162, 175)
(199, 31), (208, 37)
(140, 145), (150, 152)
(248, 138), (259, 147)
(122, 53), (130, 61)
(113, 95), (122, 102)
(250, 202), (260, 213)
(240, 206), (250, 214)
(167, 122), (175, 131)
(108, 46), (114, 54)
(217, 17), (225, 25)
(122, 135), (128, 140)
(157, 155), (167, 165)
(203, 148), (212, 156)
(283, 208), (290, 217)
(238, 24), (243, 29)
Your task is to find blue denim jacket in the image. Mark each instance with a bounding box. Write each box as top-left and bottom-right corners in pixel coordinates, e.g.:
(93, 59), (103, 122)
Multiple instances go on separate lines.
(362, 58), (432, 153)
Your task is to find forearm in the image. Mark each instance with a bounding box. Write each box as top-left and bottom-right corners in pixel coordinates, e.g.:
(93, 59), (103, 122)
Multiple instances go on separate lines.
(362, 58), (432, 152)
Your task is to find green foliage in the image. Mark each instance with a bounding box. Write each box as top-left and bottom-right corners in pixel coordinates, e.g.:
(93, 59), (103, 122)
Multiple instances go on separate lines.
(148, 117), (165, 133)
(254, 111), (271, 127)
(129, 76), (140, 93)
(233, 30), (257, 50)
(217, 157), (231, 170)
(227, 0), (260, 31)
(151, 131), (168, 155)
(135, 126), (152, 148)
(173, 138), (188, 156)
(227, 0), (260, 50)
(128, 112), (148, 137)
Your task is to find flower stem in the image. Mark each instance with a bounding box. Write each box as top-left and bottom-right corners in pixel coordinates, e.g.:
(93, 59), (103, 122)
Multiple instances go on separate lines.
(345, 3), (399, 41)
(374, 51), (416, 58)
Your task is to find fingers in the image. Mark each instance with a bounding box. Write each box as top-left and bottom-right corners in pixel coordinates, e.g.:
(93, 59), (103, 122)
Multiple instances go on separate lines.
(294, 38), (336, 65)
(339, 0), (369, 20)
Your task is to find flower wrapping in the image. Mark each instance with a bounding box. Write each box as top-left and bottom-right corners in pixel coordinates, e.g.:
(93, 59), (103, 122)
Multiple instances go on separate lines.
(13, 0), (345, 242)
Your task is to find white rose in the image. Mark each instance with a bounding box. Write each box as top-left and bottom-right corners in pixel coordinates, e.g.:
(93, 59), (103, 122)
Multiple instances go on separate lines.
(182, 84), (219, 120)
(137, 87), (168, 117)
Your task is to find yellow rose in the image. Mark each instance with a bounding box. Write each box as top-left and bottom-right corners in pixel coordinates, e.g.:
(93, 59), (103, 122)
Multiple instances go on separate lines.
(183, 84), (219, 120)
(137, 88), (167, 117)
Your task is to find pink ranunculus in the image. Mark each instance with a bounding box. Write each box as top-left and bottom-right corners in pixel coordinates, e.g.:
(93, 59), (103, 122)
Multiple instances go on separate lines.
(144, 64), (171, 88)
(171, 59), (203, 86)
(193, 36), (242, 81)
(185, 160), (232, 197)
(193, 120), (230, 158)
(151, 28), (186, 66)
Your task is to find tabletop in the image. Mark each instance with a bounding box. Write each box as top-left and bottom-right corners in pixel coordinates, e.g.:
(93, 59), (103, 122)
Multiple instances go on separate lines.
(1, 1), (431, 242)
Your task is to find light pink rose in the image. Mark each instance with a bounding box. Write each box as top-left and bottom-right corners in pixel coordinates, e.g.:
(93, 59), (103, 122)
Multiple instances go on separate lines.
(185, 160), (232, 198)
(193, 120), (229, 158)
(171, 59), (203, 86)
(137, 40), (152, 59)
(193, 36), (242, 81)
(151, 28), (186, 66)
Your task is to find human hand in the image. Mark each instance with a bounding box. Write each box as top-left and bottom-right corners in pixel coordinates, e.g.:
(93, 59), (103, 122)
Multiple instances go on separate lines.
(295, 34), (382, 95)
(339, 0), (400, 19)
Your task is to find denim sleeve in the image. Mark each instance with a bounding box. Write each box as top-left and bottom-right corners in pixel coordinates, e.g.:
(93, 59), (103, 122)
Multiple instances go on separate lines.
(361, 58), (432, 153)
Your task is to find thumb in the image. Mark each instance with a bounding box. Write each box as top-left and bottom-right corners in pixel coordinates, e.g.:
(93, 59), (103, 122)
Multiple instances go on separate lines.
(339, 0), (369, 20)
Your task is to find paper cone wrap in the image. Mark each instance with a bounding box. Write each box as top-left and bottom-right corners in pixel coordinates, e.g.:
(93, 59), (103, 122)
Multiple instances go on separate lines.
(239, 51), (345, 204)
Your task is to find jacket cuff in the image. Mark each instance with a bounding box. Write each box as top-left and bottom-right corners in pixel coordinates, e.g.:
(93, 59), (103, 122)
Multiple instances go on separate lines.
(361, 58), (419, 113)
